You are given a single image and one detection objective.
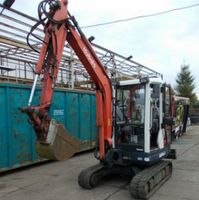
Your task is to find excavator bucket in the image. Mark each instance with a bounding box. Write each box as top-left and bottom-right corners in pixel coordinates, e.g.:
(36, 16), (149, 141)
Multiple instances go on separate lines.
(36, 119), (81, 161)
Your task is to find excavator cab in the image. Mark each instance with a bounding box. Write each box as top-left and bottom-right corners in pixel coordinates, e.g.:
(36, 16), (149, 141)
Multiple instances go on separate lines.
(109, 77), (173, 166)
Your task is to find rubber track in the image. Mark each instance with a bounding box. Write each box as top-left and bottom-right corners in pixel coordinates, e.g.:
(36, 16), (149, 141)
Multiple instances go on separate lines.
(130, 160), (172, 199)
(78, 163), (105, 189)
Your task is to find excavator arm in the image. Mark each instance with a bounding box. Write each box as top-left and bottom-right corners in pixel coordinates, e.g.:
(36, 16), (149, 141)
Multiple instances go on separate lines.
(22, 0), (112, 160)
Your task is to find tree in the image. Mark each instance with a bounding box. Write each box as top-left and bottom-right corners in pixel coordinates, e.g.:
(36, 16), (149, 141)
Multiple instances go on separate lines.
(175, 64), (197, 105)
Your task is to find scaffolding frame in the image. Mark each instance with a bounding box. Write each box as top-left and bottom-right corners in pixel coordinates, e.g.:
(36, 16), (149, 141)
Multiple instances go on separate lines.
(0, 4), (162, 89)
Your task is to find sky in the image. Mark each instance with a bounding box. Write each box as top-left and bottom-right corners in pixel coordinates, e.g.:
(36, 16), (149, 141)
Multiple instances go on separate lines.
(1, 0), (199, 96)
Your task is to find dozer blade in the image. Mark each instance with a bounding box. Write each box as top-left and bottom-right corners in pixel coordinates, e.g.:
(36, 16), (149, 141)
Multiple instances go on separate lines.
(36, 119), (81, 161)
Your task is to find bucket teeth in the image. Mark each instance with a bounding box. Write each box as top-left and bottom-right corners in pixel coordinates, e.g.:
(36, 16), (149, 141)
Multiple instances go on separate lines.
(36, 119), (81, 161)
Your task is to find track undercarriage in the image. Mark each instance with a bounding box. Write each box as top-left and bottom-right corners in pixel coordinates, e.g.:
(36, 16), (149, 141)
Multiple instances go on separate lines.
(78, 160), (172, 200)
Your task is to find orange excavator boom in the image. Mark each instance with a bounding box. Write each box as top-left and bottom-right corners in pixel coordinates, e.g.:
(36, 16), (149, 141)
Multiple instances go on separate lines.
(22, 0), (112, 159)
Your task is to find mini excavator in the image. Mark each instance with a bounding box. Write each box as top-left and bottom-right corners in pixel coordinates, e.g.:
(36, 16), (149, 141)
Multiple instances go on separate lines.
(21, 0), (176, 199)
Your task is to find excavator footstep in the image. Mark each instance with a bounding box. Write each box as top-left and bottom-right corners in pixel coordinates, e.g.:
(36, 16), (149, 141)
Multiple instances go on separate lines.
(36, 119), (81, 161)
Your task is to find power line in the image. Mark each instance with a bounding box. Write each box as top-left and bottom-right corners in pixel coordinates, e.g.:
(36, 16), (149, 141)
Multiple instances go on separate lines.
(81, 3), (199, 29)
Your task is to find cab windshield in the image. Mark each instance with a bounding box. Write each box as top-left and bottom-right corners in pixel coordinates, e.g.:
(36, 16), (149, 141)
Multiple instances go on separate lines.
(115, 84), (145, 147)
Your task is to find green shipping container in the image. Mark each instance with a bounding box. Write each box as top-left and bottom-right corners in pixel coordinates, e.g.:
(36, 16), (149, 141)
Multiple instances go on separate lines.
(0, 82), (97, 172)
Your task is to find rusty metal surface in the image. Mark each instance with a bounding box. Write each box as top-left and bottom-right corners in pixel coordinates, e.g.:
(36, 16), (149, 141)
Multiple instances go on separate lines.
(37, 120), (81, 161)
(0, 82), (97, 171)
